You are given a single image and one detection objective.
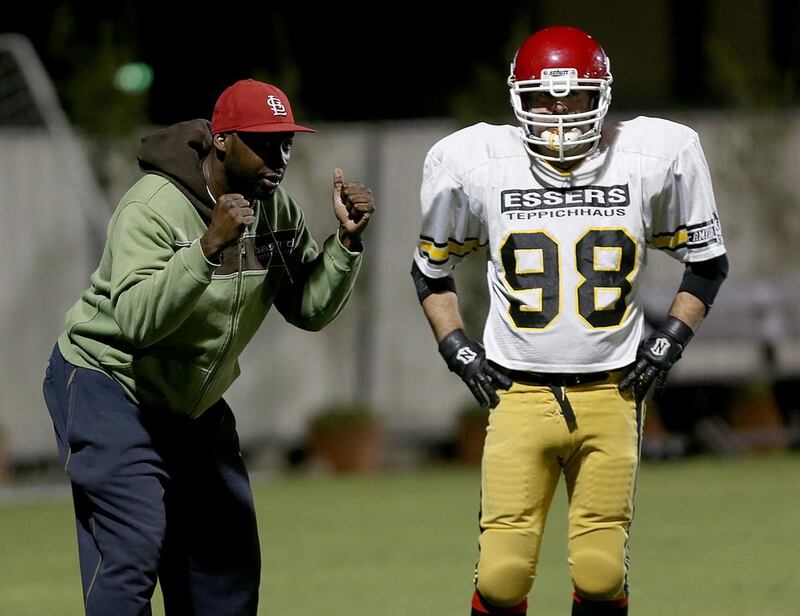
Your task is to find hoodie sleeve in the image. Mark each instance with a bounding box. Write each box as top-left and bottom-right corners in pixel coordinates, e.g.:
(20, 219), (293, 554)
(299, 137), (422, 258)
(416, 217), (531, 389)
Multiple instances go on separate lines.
(109, 200), (215, 348)
(273, 210), (362, 331)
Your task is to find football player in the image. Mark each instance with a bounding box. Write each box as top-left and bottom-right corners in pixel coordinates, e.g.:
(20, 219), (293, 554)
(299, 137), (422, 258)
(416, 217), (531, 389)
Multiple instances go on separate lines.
(411, 26), (728, 616)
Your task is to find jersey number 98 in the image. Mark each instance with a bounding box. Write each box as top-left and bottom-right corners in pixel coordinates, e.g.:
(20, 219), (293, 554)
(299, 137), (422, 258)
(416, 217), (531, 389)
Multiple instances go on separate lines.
(499, 228), (637, 329)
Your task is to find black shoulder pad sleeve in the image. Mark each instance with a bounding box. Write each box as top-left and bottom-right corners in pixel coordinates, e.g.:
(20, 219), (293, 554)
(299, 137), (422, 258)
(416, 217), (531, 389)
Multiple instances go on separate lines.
(679, 254), (729, 309)
(411, 261), (456, 303)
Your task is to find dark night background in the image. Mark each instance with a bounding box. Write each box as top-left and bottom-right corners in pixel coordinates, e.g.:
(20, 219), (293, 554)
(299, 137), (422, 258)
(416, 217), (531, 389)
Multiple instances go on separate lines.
(5, 1), (799, 134)
(6, 3), (536, 127)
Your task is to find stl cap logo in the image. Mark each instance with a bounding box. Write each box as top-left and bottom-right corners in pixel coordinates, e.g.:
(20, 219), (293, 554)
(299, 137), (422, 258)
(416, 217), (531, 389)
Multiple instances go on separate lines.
(456, 347), (478, 365)
(266, 95), (288, 117)
(650, 337), (671, 357)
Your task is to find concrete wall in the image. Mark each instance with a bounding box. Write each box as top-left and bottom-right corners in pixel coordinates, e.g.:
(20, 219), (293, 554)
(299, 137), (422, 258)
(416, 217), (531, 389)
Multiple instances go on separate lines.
(0, 132), (100, 459)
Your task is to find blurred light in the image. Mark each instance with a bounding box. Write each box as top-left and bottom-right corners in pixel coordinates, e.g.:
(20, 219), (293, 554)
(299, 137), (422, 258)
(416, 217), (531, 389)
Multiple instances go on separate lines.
(114, 62), (154, 93)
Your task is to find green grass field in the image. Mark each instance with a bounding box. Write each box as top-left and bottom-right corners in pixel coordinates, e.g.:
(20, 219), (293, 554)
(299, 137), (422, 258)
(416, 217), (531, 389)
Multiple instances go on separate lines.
(0, 454), (797, 615)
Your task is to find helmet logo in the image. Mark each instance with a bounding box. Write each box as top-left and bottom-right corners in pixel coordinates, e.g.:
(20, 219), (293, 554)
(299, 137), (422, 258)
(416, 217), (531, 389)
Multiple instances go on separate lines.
(540, 68), (578, 96)
(541, 68), (577, 79)
(266, 95), (288, 117)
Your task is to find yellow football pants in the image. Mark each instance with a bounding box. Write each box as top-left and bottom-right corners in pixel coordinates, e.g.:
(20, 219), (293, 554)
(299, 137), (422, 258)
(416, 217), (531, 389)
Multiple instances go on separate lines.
(475, 374), (641, 607)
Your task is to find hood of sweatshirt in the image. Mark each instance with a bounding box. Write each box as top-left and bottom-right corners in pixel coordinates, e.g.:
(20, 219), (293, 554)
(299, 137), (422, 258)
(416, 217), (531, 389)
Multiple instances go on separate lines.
(137, 119), (215, 219)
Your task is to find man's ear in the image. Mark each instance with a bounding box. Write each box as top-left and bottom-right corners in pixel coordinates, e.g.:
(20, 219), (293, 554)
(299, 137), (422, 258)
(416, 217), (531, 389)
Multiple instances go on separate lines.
(212, 132), (229, 152)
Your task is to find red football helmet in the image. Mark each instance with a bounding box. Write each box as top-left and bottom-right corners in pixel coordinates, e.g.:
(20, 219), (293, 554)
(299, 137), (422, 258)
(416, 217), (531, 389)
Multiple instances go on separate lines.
(508, 26), (612, 163)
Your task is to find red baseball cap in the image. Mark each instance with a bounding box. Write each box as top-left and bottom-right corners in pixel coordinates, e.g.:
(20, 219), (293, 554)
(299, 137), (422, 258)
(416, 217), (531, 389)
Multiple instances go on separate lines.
(211, 79), (315, 134)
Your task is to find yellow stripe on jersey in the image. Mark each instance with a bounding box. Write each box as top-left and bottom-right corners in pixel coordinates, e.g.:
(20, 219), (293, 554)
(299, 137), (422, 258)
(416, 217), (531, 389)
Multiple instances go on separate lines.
(650, 228), (689, 250)
(419, 238), (483, 263)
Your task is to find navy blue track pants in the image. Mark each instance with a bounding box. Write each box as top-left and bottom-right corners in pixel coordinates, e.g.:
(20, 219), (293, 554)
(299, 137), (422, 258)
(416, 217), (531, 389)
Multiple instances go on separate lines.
(43, 344), (261, 616)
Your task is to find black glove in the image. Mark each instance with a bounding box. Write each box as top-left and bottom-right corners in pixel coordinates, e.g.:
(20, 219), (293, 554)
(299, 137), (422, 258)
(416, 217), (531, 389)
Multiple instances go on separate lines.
(619, 316), (694, 401)
(438, 329), (513, 408)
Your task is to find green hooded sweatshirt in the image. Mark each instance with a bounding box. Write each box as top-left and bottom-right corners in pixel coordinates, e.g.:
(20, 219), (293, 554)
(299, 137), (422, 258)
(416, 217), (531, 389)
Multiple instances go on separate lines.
(58, 119), (362, 418)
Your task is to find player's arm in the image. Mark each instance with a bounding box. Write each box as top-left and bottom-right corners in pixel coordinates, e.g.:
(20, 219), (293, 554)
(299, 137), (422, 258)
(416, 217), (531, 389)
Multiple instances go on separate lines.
(620, 253), (729, 398)
(412, 144), (510, 407)
(413, 265), (462, 341)
(667, 290), (706, 331)
(412, 263), (512, 408)
(625, 130), (729, 400)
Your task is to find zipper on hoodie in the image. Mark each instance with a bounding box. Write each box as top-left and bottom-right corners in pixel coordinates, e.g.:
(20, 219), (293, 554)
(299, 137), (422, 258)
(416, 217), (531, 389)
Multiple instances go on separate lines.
(188, 233), (248, 416)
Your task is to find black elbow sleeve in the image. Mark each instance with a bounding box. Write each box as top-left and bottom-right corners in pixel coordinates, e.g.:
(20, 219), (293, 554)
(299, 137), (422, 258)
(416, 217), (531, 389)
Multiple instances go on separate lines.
(411, 261), (456, 303)
(678, 254), (729, 309)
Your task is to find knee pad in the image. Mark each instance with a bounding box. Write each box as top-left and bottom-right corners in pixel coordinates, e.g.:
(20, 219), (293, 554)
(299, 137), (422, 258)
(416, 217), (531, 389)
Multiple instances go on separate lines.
(476, 529), (537, 607)
(570, 530), (627, 600)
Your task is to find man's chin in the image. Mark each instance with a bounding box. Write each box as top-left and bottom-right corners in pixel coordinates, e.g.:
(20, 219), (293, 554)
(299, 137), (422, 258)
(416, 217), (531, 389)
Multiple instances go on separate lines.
(251, 185), (277, 200)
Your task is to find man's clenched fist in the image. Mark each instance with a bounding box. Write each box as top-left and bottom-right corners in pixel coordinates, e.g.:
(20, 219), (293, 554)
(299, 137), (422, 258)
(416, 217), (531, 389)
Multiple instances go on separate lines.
(201, 193), (254, 261)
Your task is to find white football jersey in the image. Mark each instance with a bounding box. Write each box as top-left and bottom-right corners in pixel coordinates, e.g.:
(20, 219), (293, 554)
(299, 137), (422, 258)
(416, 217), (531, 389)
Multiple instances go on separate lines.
(414, 117), (727, 372)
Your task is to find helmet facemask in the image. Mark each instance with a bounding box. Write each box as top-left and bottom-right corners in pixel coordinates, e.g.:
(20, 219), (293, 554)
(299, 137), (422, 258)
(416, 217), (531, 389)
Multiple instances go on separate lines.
(509, 66), (612, 164)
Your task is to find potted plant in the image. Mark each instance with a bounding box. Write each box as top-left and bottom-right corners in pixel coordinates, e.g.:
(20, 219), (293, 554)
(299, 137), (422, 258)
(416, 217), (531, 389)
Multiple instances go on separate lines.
(307, 404), (382, 473)
(728, 383), (788, 452)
